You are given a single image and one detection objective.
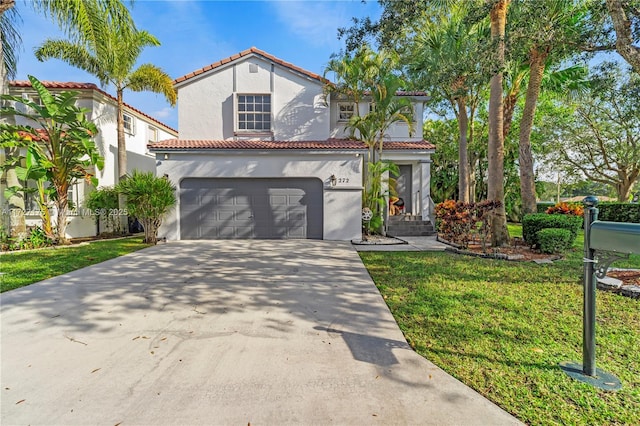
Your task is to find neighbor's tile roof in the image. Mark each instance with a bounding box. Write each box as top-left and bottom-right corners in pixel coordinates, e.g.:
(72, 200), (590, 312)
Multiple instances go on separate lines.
(148, 138), (435, 151)
(174, 47), (328, 85)
(9, 80), (177, 134)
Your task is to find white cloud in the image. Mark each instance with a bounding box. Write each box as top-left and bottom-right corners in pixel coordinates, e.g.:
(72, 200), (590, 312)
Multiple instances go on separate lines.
(153, 107), (173, 119)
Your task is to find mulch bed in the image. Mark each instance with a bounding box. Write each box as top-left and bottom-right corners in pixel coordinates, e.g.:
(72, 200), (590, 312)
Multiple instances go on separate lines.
(608, 270), (640, 286)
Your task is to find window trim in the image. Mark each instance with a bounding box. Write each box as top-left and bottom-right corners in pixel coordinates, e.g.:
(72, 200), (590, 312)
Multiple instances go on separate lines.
(235, 93), (272, 134)
(123, 113), (136, 135)
(338, 102), (356, 122)
(148, 125), (158, 142)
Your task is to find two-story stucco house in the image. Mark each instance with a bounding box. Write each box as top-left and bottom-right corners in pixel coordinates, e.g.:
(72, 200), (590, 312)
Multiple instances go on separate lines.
(1, 81), (177, 238)
(149, 47), (435, 241)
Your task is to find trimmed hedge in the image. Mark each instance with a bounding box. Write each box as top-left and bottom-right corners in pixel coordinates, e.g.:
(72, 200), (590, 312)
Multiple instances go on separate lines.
(537, 202), (639, 223)
(597, 202), (640, 223)
(523, 213), (583, 247)
(538, 228), (573, 254)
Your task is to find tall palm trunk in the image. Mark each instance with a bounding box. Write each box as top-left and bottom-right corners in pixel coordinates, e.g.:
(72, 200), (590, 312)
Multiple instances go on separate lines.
(116, 88), (128, 233)
(116, 88), (127, 181)
(518, 48), (547, 215)
(0, 6), (26, 237)
(487, 0), (510, 246)
(456, 97), (470, 202)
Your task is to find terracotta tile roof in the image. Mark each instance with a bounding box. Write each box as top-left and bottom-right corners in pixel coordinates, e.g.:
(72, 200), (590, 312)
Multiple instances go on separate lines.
(148, 138), (435, 151)
(174, 47), (329, 85)
(382, 140), (436, 150)
(9, 80), (177, 134)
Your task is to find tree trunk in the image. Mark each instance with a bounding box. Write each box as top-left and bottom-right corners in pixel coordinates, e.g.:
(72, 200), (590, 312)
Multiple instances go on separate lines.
(617, 170), (639, 201)
(55, 186), (69, 244)
(456, 97), (470, 202)
(116, 88), (128, 233)
(606, 0), (640, 73)
(503, 92), (518, 139)
(488, 0), (510, 246)
(518, 49), (547, 215)
(0, 8), (26, 237)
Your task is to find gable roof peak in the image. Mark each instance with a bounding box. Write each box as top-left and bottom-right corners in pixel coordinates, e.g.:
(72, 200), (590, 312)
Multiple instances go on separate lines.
(173, 47), (328, 86)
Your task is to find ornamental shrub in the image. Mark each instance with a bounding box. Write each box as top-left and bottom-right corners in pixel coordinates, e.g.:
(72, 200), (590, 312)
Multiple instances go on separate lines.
(116, 170), (176, 244)
(538, 228), (573, 254)
(435, 199), (501, 249)
(546, 202), (583, 216)
(522, 213), (582, 248)
(597, 202), (640, 223)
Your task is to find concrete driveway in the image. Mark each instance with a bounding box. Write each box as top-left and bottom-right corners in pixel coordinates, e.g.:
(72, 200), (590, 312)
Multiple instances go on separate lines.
(1, 240), (519, 425)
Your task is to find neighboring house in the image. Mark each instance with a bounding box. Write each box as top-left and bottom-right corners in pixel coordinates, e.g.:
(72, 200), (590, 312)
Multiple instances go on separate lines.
(149, 47), (435, 241)
(0, 81), (177, 238)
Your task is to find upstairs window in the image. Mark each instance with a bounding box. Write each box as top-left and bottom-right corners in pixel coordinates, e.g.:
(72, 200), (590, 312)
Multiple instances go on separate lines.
(237, 94), (271, 131)
(123, 113), (136, 135)
(338, 103), (355, 121)
(148, 125), (158, 142)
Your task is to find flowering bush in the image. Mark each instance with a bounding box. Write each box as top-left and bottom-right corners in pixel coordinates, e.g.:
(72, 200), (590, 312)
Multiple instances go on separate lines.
(435, 199), (502, 249)
(546, 202), (583, 216)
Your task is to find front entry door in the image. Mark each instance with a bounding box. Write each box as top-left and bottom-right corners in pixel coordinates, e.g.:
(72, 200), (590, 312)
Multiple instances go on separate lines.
(396, 165), (412, 214)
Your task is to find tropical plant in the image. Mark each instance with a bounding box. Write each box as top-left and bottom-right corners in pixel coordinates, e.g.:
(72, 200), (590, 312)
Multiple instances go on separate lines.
(0, 0), (133, 80)
(0, 0), (132, 237)
(347, 70), (414, 161)
(33, 2), (176, 185)
(323, 45), (378, 120)
(1, 148), (55, 238)
(362, 161), (399, 236)
(115, 170), (176, 244)
(0, 75), (103, 243)
(407, 4), (489, 202)
(85, 186), (121, 234)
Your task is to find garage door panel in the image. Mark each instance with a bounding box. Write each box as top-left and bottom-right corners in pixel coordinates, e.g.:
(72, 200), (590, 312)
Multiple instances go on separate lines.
(180, 178), (323, 240)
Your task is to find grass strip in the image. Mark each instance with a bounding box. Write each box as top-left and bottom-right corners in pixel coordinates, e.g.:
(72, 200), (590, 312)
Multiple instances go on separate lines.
(360, 228), (640, 425)
(1, 237), (151, 293)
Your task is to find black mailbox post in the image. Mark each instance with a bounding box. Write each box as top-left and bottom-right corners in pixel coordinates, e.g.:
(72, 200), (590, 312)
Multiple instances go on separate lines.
(559, 196), (640, 391)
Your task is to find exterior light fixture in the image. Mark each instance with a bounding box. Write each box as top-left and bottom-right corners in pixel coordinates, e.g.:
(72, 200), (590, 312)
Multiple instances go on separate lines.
(330, 174), (337, 187)
(164, 153), (169, 160)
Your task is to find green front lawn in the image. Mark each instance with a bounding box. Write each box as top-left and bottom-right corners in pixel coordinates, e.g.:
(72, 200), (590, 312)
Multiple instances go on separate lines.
(0, 237), (151, 293)
(360, 229), (640, 425)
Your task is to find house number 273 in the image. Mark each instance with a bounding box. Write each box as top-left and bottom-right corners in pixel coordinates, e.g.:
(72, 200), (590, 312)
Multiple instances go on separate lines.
(338, 178), (349, 183)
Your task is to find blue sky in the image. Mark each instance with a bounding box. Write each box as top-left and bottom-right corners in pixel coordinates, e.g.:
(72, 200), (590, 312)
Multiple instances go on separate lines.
(15, 0), (381, 129)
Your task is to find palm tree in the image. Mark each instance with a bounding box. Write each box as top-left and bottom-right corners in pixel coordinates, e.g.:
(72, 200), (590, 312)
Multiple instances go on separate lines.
(408, 5), (489, 203)
(343, 51), (414, 236)
(487, 0), (511, 246)
(511, 0), (591, 215)
(0, 0), (132, 237)
(323, 45), (378, 120)
(34, 4), (176, 184)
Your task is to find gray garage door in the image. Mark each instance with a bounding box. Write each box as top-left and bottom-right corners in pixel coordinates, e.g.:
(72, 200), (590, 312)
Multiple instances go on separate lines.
(180, 178), (323, 239)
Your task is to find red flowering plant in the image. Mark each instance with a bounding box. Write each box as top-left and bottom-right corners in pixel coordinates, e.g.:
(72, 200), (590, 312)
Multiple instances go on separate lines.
(435, 199), (502, 249)
(546, 202), (584, 216)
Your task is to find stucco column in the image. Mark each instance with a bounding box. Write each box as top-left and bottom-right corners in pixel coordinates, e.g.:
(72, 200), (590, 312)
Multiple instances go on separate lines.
(419, 160), (432, 221)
